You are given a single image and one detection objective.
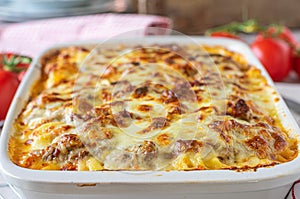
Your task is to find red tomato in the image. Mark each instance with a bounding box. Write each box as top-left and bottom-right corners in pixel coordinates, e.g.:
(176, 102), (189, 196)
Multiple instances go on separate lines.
(209, 32), (241, 40)
(292, 44), (300, 78)
(255, 25), (297, 48)
(18, 70), (27, 81)
(251, 38), (292, 82)
(293, 55), (300, 77)
(0, 53), (32, 76)
(0, 70), (19, 120)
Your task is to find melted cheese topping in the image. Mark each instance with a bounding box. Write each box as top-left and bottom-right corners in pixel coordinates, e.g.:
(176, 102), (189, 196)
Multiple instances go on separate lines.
(8, 44), (298, 171)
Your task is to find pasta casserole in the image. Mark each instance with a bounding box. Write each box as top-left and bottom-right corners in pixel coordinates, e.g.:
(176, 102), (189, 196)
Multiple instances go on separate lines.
(8, 43), (298, 171)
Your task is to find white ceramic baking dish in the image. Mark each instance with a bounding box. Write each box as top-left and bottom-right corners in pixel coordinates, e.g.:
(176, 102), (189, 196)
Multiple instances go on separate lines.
(0, 36), (299, 199)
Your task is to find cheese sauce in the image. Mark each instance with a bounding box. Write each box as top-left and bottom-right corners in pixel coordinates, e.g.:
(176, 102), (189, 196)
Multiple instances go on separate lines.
(8, 44), (298, 171)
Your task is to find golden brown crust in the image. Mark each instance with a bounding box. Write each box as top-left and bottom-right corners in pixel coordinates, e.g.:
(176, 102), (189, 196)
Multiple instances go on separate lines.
(8, 44), (298, 171)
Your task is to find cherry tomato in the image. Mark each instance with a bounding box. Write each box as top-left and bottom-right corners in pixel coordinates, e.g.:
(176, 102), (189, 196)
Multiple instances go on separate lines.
(255, 25), (297, 48)
(209, 32), (241, 40)
(0, 70), (20, 120)
(251, 38), (292, 82)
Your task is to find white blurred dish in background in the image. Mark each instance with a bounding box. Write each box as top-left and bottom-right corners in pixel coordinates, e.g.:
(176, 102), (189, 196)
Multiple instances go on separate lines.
(11, 0), (90, 8)
(0, 0), (113, 22)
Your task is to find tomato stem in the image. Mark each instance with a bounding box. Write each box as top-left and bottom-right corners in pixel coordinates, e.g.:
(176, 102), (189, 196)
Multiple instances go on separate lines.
(1, 54), (32, 73)
(205, 19), (263, 35)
